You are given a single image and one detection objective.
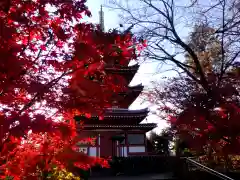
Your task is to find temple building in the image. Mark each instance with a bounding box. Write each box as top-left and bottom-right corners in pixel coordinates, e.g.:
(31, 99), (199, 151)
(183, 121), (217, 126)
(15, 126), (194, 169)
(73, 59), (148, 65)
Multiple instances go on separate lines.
(75, 6), (157, 157)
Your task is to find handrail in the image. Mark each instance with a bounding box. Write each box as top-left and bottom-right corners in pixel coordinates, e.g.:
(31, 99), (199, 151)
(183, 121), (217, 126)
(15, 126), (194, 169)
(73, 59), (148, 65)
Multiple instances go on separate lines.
(184, 157), (235, 180)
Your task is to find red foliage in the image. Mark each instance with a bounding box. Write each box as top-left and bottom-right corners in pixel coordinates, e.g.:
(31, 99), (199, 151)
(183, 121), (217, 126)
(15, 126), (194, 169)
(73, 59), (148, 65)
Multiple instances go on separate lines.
(162, 76), (240, 155)
(1, 132), (108, 179)
(147, 73), (240, 157)
(0, 0), (144, 178)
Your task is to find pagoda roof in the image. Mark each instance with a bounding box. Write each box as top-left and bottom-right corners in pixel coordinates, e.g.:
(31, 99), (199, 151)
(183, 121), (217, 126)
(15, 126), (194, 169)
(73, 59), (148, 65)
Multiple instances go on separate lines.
(74, 108), (149, 125)
(78, 123), (157, 131)
(128, 84), (144, 91)
(117, 84), (144, 108)
(105, 63), (139, 72)
(103, 107), (149, 121)
(104, 107), (148, 116)
(105, 63), (140, 84)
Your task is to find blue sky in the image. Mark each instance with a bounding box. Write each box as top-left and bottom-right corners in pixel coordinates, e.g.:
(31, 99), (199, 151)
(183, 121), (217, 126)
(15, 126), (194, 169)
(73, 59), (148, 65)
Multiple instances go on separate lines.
(84, 0), (171, 132)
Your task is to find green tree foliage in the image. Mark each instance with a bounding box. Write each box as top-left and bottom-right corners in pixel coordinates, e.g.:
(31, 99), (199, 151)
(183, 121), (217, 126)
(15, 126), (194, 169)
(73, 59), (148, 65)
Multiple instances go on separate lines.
(149, 130), (172, 155)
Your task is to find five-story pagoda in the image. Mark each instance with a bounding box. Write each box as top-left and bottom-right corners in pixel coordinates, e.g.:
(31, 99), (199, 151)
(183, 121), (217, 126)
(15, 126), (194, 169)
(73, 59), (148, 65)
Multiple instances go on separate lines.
(75, 6), (156, 158)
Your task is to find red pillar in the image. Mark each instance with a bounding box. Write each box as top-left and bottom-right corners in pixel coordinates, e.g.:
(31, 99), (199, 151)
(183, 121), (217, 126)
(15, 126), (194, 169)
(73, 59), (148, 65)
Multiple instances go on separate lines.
(99, 132), (115, 157)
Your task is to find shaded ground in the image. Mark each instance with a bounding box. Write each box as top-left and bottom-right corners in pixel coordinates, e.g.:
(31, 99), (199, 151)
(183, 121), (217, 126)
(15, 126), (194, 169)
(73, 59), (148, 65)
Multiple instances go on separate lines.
(89, 172), (176, 180)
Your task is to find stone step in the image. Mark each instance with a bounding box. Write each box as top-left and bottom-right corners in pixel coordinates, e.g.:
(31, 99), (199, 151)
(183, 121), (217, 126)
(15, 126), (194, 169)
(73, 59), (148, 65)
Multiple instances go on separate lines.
(150, 172), (176, 180)
(89, 172), (177, 180)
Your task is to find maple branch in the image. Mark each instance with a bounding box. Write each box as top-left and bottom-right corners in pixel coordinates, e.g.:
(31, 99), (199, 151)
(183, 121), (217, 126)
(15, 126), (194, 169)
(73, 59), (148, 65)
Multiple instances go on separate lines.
(218, 0), (226, 85)
(2, 69), (71, 147)
(0, 29), (54, 97)
(144, 0), (208, 87)
(107, 0), (209, 92)
(19, 70), (70, 114)
(154, 43), (201, 84)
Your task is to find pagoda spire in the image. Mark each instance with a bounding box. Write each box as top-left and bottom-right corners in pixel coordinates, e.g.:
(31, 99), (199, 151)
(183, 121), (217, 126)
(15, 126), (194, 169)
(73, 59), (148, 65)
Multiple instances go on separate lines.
(99, 5), (105, 32)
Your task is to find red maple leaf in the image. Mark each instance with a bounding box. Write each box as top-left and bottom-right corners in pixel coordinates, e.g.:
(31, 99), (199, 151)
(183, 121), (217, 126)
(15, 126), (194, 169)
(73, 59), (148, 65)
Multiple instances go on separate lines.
(0, 0), (143, 178)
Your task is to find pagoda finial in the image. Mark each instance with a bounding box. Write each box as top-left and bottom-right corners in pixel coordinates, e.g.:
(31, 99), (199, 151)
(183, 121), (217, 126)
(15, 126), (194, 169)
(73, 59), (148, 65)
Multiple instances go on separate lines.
(99, 5), (105, 32)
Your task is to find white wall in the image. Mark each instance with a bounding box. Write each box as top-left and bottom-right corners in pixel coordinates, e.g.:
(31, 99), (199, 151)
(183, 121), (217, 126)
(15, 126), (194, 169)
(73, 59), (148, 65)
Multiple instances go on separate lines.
(129, 146), (145, 153)
(120, 147), (128, 157)
(98, 134), (100, 157)
(89, 147), (97, 156)
(98, 134), (100, 145)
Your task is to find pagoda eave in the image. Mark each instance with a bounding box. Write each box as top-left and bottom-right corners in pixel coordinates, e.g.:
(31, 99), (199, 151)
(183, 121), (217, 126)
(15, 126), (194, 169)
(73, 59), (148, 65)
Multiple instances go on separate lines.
(105, 64), (140, 84)
(75, 115), (148, 125)
(118, 92), (141, 108)
(104, 107), (148, 115)
(74, 108), (149, 125)
(78, 123), (157, 131)
(105, 63), (140, 71)
(117, 85), (143, 108)
(128, 84), (144, 91)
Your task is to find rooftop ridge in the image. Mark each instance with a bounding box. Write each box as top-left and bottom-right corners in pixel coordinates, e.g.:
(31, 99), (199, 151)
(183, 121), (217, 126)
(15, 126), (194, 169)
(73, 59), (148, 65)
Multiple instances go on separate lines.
(78, 123), (157, 131)
(105, 63), (139, 69)
(128, 83), (143, 88)
(83, 123), (157, 128)
(74, 108), (149, 118)
(105, 64), (140, 85)
(105, 107), (148, 114)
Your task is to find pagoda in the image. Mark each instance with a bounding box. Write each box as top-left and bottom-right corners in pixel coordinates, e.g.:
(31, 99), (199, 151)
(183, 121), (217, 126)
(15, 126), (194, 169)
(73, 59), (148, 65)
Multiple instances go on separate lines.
(75, 6), (157, 158)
